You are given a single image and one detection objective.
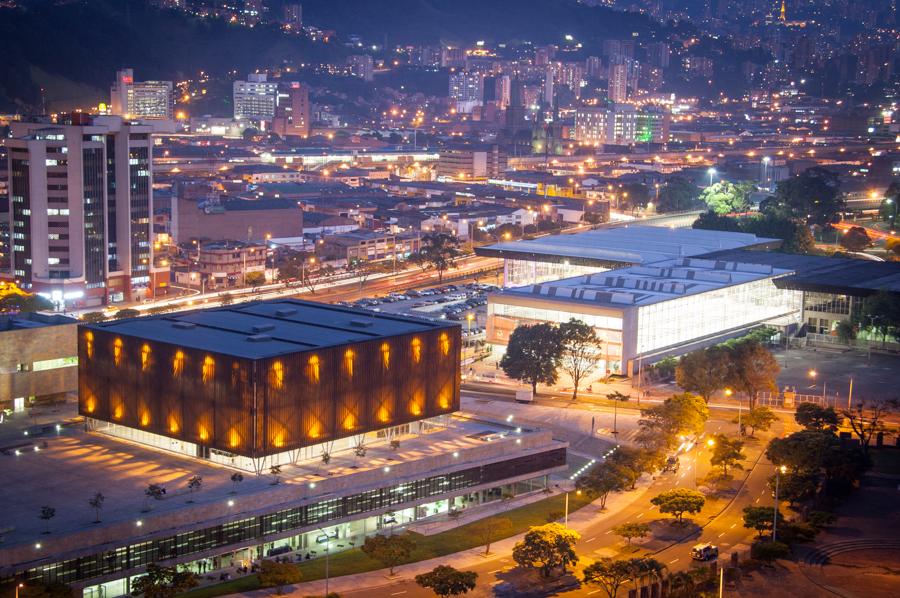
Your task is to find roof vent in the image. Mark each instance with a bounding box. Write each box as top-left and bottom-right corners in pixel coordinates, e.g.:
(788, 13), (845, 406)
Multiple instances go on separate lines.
(246, 334), (271, 342)
(349, 319), (374, 328)
(275, 308), (297, 317)
(252, 324), (275, 333)
(172, 322), (196, 330)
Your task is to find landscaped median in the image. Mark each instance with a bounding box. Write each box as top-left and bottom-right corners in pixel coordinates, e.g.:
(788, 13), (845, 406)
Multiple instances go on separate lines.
(182, 491), (596, 598)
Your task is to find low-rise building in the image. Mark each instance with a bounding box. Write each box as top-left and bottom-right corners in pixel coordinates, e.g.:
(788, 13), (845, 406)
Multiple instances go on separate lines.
(0, 312), (78, 412)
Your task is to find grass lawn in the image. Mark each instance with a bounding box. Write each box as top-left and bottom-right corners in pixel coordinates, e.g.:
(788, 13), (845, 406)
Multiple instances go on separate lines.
(183, 491), (595, 598)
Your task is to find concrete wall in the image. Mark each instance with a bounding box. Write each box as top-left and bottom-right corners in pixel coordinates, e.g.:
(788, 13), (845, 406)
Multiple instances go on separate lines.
(0, 322), (78, 404)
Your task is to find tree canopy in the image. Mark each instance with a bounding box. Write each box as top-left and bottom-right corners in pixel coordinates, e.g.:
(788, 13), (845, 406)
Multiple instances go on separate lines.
(764, 167), (845, 225)
(130, 564), (198, 598)
(650, 488), (705, 522)
(499, 322), (563, 393)
(558, 318), (603, 400)
(511, 523), (580, 578)
(675, 346), (729, 403)
(415, 565), (477, 597)
(699, 180), (753, 214)
(361, 534), (416, 576)
(655, 177), (701, 213)
(411, 232), (462, 283)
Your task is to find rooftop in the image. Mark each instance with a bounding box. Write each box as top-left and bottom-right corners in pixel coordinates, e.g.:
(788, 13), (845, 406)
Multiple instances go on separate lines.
(698, 249), (900, 296)
(0, 410), (559, 552)
(85, 299), (456, 359)
(0, 312), (77, 332)
(498, 257), (793, 309)
(476, 225), (780, 267)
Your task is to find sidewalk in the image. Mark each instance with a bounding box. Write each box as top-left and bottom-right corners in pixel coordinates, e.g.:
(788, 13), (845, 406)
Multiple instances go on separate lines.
(237, 476), (657, 598)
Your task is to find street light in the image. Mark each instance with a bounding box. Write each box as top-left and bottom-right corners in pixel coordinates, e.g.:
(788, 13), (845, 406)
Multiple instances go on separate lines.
(808, 369), (826, 400)
(773, 465), (787, 542)
(707, 167), (717, 186)
(564, 489), (582, 527)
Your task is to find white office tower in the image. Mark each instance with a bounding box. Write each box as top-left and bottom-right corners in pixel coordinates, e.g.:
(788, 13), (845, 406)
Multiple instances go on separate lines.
(110, 69), (174, 120)
(233, 74), (279, 122)
(5, 115), (167, 308)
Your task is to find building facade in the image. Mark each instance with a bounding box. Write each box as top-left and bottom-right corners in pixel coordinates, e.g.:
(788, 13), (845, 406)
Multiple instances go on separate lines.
(5, 116), (167, 307)
(233, 74), (279, 122)
(0, 312), (78, 412)
(437, 146), (507, 180)
(109, 69), (174, 121)
(272, 83), (311, 138)
(449, 71), (484, 114)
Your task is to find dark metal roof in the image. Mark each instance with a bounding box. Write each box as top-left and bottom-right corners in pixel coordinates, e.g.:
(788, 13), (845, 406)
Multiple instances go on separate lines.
(85, 299), (456, 359)
(698, 249), (900, 297)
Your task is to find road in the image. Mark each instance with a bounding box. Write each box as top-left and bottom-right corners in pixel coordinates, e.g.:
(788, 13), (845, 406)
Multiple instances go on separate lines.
(327, 399), (781, 598)
(92, 255), (502, 317)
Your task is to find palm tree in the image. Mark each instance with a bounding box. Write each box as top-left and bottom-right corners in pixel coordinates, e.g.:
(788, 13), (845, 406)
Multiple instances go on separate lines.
(39, 506), (55, 534)
(230, 472), (244, 494)
(88, 492), (105, 523)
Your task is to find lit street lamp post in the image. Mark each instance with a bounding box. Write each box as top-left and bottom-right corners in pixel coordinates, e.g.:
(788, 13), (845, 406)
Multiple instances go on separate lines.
(564, 489), (581, 527)
(707, 167), (717, 187)
(773, 465), (787, 542)
(809, 369), (826, 401)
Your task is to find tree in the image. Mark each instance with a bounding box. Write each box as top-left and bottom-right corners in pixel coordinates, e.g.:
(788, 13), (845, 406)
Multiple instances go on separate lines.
(113, 308), (141, 320)
(742, 405), (776, 437)
(270, 465), (282, 485)
(709, 434), (746, 476)
(492, 223), (523, 241)
(244, 271), (266, 287)
(558, 318), (603, 400)
(347, 259), (391, 291)
(766, 429), (835, 476)
(39, 506), (55, 534)
(0, 293), (55, 313)
(470, 516), (512, 555)
(839, 226), (872, 252)
(582, 558), (635, 598)
(303, 264), (336, 294)
(511, 523), (580, 578)
(18, 582), (73, 598)
(750, 540), (789, 562)
(766, 166), (845, 225)
(879, 180), (900, 229)
(576, 462), (626, 509)
(724, 339), (779, 407)
(637, 393), (709, 449)
(607, 447), (646, 490)
(230, 472), (244, 493)
(361, 534), (416, 576)
(693, 211), (742, 232)
(794, 403), (838, 431)
(739, 213), (816, 254)
(414, 565), (477, 597)
(650, 488), (705, 523)
(186, 475), (202, 502)
(131, 564), (198, 598)
(81, 312), (107, 324)
(499, 323), (563, 394)
(88, 492), (105, 523)
(411, 232), (461, 283)
(859, 290), (900, 344)
(613, 522), (650, 545)
(699, 181), (752, 214)
(766, 472), (817, 506)
(218, 292), (233, 306)
(655, 177), (700, 213)
(675, 347), (729, 403)
(842, 402), (892, 456)
(257, 560), (302, 594)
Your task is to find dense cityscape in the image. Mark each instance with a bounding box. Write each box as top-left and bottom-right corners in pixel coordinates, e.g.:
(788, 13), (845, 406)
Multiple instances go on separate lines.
(0, 0), (899, 597)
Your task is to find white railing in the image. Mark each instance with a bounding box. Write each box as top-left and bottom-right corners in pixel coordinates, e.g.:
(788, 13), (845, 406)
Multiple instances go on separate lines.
(806, 333), (900, 353)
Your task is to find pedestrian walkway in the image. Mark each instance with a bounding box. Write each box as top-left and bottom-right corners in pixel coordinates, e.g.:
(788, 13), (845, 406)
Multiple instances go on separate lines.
(237, 476), (657, 598)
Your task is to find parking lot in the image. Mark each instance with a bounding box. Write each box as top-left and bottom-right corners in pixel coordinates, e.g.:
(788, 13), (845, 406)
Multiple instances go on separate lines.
(775, 346), (900, 403)
(335, 282), (496, 344)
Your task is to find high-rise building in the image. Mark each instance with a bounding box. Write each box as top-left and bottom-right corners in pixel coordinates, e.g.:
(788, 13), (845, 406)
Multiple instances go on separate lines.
(5, 115), (167, 308)
(575, 104), (669, 146)
(109, 69), (174, 121)
(448, 71), (484, 113)
(441, 47), (466, 68)
(233, 74), (279, 122)
(608, 63), (628, 102)
(495, 75), (512, 108)
(282, 3), (302, 26)
(543, 68), (555, 105)
(347, 55), (375, 82)
(586, 56), (604, 79)
(647, 42), (671, 69)
(272, 82), (311, 138)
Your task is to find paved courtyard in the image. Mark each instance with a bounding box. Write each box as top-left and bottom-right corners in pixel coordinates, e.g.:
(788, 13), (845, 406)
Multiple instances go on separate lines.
(774, 347), (900, 404)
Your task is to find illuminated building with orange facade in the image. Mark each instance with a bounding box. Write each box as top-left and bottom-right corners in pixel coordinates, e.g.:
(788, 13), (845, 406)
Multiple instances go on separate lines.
(78, 299), (461, 470)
